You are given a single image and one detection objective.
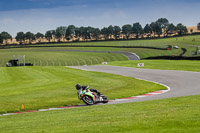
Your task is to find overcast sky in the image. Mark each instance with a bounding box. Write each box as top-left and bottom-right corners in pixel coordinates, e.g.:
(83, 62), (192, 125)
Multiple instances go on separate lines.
(0, 0), (200, 36)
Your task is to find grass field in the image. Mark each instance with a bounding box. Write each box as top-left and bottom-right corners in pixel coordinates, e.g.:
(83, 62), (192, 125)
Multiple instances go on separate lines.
(0, 95), (199, 133)
(12, 35), (200, 57)
(0, 48), (128, 67)
(0, 66), (165, 114)
(1, 35), (200, 132)
(1, 35), (200, 64)
(107, 60), (200, 72)
(0, 47), (183, 67)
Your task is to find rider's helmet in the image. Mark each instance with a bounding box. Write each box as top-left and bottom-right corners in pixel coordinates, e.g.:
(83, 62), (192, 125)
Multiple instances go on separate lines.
(75, 83), (82, 90)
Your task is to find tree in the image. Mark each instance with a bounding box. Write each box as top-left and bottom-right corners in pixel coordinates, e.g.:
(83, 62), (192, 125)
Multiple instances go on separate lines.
(79, 27), (86, 40)
(157, 18), (169, 27)
(35, 32), (44, 43)
(132, 22), (143, 39)
(25, 32), (35, 44)
(113, 26), (121, 39)
(157, 18), (169, 36)
(16, 32), (25, 44)
(101, 27), (109, 40)
(77, 26), (91, 40)
(0, 33), (3, 44)
(107, 25), (114, 39)
(86, 26), (94, 39)
(197, 23), (200, 30)
(1, 31), (12, 45)
(79, 27), (88, 40)
(51, 30), (56, 42)
(93, 28), (101, 40)
(166, 23), (176, 36)
(122, 24), (132, 39)
(55, 26), (67, 42)
(144, 24), (152, 38)
(16, 32), (24, 44)
(74, 27), (81, 41)
(150, 22), (162, 37)
(84, 26), (97, 40)
(45, 30), (53, 42)
(176, 23), (188, 35)
(66, 25), (75, 41)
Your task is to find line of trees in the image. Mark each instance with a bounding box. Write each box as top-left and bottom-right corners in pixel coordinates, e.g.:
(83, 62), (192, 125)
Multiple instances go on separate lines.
(0, 31), (12, 45)
(0, 18), (195, 45)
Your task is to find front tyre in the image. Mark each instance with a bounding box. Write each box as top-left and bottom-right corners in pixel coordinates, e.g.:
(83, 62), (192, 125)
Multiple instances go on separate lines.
(82, 95), (94, 105)
(102, 95), (109, 103)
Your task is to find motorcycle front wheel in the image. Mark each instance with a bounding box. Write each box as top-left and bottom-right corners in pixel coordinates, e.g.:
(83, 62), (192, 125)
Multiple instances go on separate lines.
(82, 95), (94, 105)
(102, 95), (109, 103)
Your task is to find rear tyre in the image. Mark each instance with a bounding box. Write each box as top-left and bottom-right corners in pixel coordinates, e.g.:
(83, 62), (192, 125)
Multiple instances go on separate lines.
(82, 95), (94, 105)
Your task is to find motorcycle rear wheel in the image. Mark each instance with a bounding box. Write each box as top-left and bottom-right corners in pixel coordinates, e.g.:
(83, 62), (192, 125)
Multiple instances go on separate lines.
(82, 95), (94, 105)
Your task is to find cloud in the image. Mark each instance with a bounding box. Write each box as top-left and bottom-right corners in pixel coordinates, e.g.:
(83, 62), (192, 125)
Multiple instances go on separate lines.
(0, 0), (200, 36)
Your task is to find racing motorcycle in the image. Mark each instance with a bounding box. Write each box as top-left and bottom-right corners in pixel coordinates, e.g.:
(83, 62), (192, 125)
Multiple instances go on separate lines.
(77, 87), (108, 105)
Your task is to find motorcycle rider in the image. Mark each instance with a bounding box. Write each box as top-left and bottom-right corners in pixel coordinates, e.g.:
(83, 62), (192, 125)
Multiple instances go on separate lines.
(75, 83), (101, 96)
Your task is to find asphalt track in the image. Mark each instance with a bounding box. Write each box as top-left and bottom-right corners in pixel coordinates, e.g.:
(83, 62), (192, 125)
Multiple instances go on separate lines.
(64, 50), (141, 60)
(37, 49), (140, 60)
(1, 65), (200, 116)
(69, 65), (200, 104)
(66, 50), (140, 60)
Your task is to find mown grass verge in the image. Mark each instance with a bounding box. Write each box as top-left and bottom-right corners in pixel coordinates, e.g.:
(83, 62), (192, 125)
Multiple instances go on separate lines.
(107, 60), (200, 72)
(0, 66), (165, 114)
(0, 95), (199, 133)
(0, 48), (128, 67)
(1, 35), (200, 63)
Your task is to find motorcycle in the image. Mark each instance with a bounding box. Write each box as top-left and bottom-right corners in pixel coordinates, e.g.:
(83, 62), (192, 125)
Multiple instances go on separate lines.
(77, 88), (108, 105)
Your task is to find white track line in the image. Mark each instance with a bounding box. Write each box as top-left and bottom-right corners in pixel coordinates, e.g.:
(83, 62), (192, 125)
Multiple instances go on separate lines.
(0, 87), (169, 117)
(0, 67), (171, 117)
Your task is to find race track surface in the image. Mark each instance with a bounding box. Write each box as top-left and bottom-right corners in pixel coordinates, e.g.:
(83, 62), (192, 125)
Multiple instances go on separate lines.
(40, 49), (140, 60)
(69, 65), (200, 104)
(1, 65), (200, 116)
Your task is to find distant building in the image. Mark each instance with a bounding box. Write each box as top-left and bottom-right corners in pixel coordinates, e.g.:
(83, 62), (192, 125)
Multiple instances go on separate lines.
(187, 26), (200, 34)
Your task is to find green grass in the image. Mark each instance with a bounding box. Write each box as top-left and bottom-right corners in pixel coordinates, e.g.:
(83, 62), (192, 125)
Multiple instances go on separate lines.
(107, 60), (200, 72)
(0, 35), (200, 132)
(0, 47), (128, 67)
(14, 35), (200, 57)
(0, 45), (187, 67)
(1, 35), (200, 66)
(0, 66), (165, 114)
(123, 48), (182, 58)
(0, 47), (183, 67)
(0, 95), (199, 133)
